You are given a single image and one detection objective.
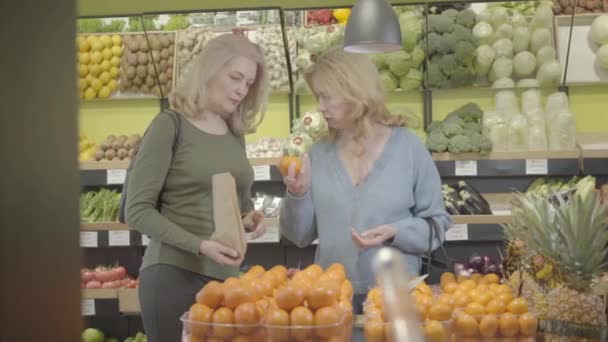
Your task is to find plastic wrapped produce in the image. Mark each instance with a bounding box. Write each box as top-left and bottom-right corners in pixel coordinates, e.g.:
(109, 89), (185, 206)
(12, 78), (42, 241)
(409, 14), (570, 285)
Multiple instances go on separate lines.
(256, 26), (297, 90)
(494, 90), (519, 116)
(545, 92), (577, 150)
(527, 116), (548, 151)
(521, 89), (543, 116)
(508, 113), (529, 151)
(483, 112), (509, 151)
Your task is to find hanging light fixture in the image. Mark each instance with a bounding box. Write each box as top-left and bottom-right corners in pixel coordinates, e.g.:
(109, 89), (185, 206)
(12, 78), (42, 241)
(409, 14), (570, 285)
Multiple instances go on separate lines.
(344, 0), (402, 53)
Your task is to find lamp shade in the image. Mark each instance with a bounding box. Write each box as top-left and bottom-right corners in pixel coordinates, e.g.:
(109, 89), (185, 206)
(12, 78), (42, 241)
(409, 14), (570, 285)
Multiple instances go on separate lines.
(344, 0), (402, 53)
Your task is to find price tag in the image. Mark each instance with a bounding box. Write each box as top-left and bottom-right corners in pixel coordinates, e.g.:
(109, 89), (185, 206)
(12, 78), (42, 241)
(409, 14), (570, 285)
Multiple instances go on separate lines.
(141, 235), (150, 246)
(526, 159), (548, 175)
(446, 224), (468, 241)
(107, 169), (127, 185)
(248, 227), (279, 243)
(108, 230), (130, 246)
(80, 232), (98, 248)
(81, 299), (96, 316)
(455, 160), (478, 176)
(253, 165), (271, 181)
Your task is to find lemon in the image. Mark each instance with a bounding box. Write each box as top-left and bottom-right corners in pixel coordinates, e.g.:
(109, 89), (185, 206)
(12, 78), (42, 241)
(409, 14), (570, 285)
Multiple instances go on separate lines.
(85, 35), (96, 44)
(78, 64), (88, 77)
(101, 48), (113, 60)
(78, 52), (91, 65)
(100, 60), (112, 72)
(98, 86), (111, 99)
(78, 78), (88, 91)
(111, 45), (122, 57)
(77, 35), (86, 45)
(85, 74), (95, 83)
(107, 79), (118, 91)
(89, 64), (102, 77)
(90, 51), (103, 64)
(90, 78), (103, 92)
(84, 87), (97, 100)
(110, 56), (121, 67)
(109, 66), (120, 78)
(79, 40), (91, 53)
(79, 91), (84, 99)
(111, 35), (122, 46)
(99, 71), (112, 85)
(90, 39), (104, 52)
(100, 35), (113, 49)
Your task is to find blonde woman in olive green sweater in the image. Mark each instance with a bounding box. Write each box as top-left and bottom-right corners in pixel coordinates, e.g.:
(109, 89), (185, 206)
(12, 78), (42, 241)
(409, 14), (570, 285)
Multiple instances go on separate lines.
(125, 34), (269, 342)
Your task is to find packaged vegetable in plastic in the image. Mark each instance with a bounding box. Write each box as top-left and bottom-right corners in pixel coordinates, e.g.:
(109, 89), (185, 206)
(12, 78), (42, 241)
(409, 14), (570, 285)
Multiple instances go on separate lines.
(494, 90), (519, 117)
(483, 112), (509, 151)
(545, 92), (577, 151)
(521, 88), (543, 116)
(545, 91), (570, 117)
(527, 116), (548, 151)
(508, 113), (529, 151)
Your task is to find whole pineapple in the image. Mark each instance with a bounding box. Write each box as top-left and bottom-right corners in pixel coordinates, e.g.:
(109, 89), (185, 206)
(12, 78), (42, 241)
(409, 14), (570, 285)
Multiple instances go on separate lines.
(504, 187), (608, 338)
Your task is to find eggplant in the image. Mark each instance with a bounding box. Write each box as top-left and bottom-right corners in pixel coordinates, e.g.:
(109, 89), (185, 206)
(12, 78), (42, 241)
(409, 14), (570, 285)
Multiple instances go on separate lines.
(453, 262), (467, 274)
(468, 254), (483, 271)
(457, 200), (476, 215)
(482, 255), (494, 270)
(460, 190), (492, 214)
(458, 181), (492, 214)
(483, 264), (499, 275)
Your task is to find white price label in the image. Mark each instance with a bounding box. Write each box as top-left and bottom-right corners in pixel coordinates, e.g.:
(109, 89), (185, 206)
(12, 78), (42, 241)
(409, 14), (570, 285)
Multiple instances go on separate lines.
(108, 230), (130, 246)
(106, 169), (127, 184)
(253, 165), (271, 181)
(455, 160), (478, 176)
(526, 159), (548, 175)
(446, 224), (469, 241)
(80, 232), (98, 248)
(141, 235), (151, 246)
(81, 299), (96, 316)
(248, 226), (279, 243)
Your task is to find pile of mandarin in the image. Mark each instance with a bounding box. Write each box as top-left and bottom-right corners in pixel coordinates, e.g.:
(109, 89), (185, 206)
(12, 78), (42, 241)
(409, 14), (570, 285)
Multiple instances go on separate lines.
(186, 263), (354, 342)
(364, 272), (539, 342)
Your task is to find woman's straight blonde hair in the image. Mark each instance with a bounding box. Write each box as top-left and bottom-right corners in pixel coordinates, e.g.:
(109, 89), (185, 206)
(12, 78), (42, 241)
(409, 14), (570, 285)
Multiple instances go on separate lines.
(303, 48), (408, 156)
(169, 33), (269, 136)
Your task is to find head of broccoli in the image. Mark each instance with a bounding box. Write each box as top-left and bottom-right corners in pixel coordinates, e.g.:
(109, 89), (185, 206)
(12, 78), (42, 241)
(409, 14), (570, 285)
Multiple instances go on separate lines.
(455, 41), (476, 66)
(469, 132), (493, 154)
(443, 121), (465, 138)
(428, 14), (455, 34)
(426, 132), (450, 152)
(455, 9), (477, 29)
(463, 121), (483, 134)
(448, 134), (474, 153)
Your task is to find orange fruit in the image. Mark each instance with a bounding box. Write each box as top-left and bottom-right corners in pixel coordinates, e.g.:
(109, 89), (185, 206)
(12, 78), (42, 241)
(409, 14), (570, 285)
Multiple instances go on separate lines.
(303, 264), (324, 278)
(234, 302), (259, 334)
(232, 335), (255, 342)
(467, 288), (482, 300)
(474, 292), (493, 306)
(457, 275), (469, 283)
(188, 303), (212, 337)
(265, 307), (290, 341)
(341, 280), (354, 300)
(363, 318), (385, 342)
(499, 312), (520, 337)
(424, 320), (448, 342)
(460, 279), (477, 291)
(442, 281), (459, 294)
(224, 284), (256, 310)
(440, 272), (457, 285)
(279, 155), (302, 176)
(324, 268), (347, 284)
(292, 271), (312, 284)
(456, 313), (479, 337)
(479, 315), (499, 337)
(475, 284), (490, 292)
(496, 284), (513, 294)
(291, 306), (314, 339)
(507, 297), (529, 315)
(186, 334), (204, 342)
(453, 293), (472, 309)
(497, 292), (515, 305)
(306, 282), (340, 310)
(415, 302), (429, 320)
(196, 281), (223, 309)
(416, 281), (433, 296)
(428, 303), (453, 321)
(275, 285), (305, 311)
(486, 299), (507, 315)
(270, 265), (288, 280)
(246, 265), (265, 277)
(326, 263), (345, 273)
(465, 302), (486, 316)
(470, 273), (483, 284)
(336, 300), (353, 320)
(314, 306), (341, 338)
(257, 276), (275, 297)
(212, 307), (235, 339)
(519, 312), (538, 336)
(255, 298), (271, 318)
(484, 273), (500, 284)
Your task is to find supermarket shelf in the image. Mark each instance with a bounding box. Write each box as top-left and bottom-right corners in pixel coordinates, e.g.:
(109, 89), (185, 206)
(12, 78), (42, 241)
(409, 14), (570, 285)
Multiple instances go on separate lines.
(81, 289), (120, 316)
(118, 289), (140, 314)
(80, 160), (130, 170)
(81, 222), (129, 231)
(451, 215), (512, 225)
(578, 134), (608, 176)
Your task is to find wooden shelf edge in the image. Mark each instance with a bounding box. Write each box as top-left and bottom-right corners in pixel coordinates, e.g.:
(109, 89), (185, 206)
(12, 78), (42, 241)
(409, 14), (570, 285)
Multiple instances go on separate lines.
(432, 150), (579, 161)
(81, 222), (129, 231)
(118, 288), (140, 313)
(82, 289), (119, 299)
(80, 160), (130, 170)
(249, 158), (280, 167)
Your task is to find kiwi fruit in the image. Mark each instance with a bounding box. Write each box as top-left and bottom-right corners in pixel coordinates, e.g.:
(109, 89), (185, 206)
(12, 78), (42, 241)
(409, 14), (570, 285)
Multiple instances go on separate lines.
(166, 67), (173, 80)
(147, 64), (156, 76)
(121, 78), (133, 89)
(160, 48), (170, 60)
(158, 72), (168, 84)
(167, 56), (174, 66)
(159, 35), (170, 48)
(151, 85), (162, 97)
(151, 50), (161, 63)
(122, 35), (132, 46)
(133, 77), (143, 86)
(150, 37), (162, 51)
(137, 52), (148, 65)
(140, 84), (151, 94)
(136, 65), (147, 79)
(167, 34), (175, 44)
(127, 40), (139, 53)
(125, 66), (136, 80)
(126, 53), (138, 66)
(138, 39), (149, 52)
(146, 75), (156, 87)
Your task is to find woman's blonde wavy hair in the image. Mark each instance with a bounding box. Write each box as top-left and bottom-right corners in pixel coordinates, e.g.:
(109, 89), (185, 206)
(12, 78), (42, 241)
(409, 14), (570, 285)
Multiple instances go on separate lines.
(303, 48), (408, 157)
(169, 34), (269, 136)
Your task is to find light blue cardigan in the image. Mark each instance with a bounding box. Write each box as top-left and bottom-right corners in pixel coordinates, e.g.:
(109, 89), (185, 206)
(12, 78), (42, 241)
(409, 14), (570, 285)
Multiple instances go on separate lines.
(280, 127), (452, 293)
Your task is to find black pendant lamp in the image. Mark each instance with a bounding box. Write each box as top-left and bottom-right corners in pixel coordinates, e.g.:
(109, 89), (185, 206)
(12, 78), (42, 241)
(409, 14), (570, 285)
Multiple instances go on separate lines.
(343, 0), (402, 53)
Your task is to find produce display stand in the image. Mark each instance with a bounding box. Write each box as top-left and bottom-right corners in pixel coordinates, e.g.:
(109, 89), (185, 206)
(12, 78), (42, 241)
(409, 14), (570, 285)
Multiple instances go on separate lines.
(76, 1), (608, 341)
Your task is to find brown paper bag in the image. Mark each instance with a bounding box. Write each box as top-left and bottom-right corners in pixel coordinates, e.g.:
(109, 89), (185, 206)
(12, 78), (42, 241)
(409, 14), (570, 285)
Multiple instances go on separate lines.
(210, 173), (247, 258)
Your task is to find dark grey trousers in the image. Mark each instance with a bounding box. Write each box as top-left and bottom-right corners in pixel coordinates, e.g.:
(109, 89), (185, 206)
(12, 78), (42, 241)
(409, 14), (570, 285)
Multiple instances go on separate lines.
(138, 264), (216, 342)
